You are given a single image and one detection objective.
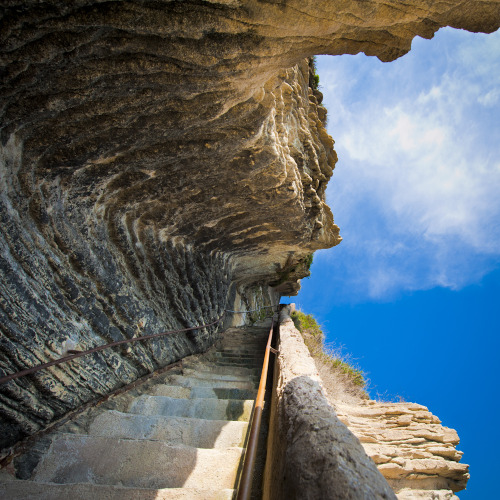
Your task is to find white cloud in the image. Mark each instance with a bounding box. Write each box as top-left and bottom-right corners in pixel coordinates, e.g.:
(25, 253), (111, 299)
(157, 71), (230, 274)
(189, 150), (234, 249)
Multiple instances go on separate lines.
(478, 88), (500, 107)
(317, 28), (500, 300)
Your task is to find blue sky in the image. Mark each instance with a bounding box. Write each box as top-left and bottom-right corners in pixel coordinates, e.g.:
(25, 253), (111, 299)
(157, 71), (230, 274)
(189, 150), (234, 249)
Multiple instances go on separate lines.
(285, 28), (500, 498)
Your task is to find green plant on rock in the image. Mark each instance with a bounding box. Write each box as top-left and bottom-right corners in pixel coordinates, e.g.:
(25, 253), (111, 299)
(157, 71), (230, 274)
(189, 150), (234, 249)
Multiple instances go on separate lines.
(249, 306), (268, 324)
(309, 56), (320, 90)
(291, 310), (367, 389)
(271, 253), (315, 286)
(303, 253), (313, 277)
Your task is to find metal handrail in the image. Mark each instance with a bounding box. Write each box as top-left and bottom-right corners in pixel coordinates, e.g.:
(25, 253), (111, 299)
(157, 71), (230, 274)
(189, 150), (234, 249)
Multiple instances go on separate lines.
(0, 305), (277, 385)
(236, 317), (276, 500)
(0, 313), (227, 385)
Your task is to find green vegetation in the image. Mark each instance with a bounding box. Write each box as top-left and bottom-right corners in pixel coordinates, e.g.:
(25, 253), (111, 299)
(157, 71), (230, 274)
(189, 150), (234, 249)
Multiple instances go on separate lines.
(309, 56), (320, 89)
(249, 305), (269, 323)
(303, 253), (313, 271)
(271, 253), (315, 286)
(291, 310), (366, 388)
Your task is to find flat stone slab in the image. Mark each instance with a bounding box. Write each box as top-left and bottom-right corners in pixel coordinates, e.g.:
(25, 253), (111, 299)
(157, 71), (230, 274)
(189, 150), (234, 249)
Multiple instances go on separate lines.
(89, 410), (249, 448)
(0, 480), (234, 500)
(182, 363), (260, 378)
(32, 434), (243, 489)
(150, 384), (256, 401)
(128, 395), (254, 421)
(166, 374), (256, 390)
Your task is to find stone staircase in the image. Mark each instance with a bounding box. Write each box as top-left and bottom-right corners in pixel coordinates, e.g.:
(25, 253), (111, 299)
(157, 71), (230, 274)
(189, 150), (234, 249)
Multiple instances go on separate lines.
(0, 325), (271, 499)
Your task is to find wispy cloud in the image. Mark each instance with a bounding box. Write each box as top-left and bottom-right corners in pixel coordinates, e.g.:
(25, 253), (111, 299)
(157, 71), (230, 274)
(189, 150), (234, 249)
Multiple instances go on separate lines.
(316, 28), (500, 301)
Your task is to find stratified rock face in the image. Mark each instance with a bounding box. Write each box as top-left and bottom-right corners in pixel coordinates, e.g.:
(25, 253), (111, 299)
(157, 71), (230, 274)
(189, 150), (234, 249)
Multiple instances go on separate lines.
(1, 1), (499, 449)
(335, 399), (469, 498)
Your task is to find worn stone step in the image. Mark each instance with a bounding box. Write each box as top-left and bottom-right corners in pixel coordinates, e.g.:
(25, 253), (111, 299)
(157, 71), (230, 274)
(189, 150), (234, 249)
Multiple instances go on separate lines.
(218, 336), (268, 345)
(178, 371), (259, 386)
(209, 356), (262, 366)
(32, 434), (243, 490)
(217, 346), (266, 355)
(150, 384), (256, 400)
(218, 344), (266, 352)
(166, 374), (256, 390)
(215, 358), (262, 365)
(89, 410), (249, 448)
(214, 354), (264, 363)
(219, 336), (267, 344)
(216, 345), (266, 354)
(217, 346), (264, 353)
(0, 480), (235, 500)
(183, 361), (261, 380)
(218, 339), (266, 345)
(129, 395), (254, 421)
(214, 352), (263, 361)
(211, 360), (262, 370)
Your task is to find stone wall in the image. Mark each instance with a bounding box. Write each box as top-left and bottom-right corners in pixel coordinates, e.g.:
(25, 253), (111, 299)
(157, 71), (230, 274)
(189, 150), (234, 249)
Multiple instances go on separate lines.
(263, 307), (396, 499)
(265, 307), (469, 499)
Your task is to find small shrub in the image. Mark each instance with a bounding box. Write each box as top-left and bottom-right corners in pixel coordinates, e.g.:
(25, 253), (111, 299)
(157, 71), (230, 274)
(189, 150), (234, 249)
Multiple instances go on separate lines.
(304, 253), (313, 270)
(312, 73), (320, 89)
(309, 56), (320, 90)
(291, 310), (367, 393)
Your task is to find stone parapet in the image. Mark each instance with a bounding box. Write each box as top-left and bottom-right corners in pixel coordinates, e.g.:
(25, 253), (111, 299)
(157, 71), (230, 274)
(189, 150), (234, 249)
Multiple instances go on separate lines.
(262, 306), (396, 499)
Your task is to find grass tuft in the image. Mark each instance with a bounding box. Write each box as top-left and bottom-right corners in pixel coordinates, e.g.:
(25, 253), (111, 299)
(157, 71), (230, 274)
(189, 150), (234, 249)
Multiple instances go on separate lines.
(291, 310), (367, 393)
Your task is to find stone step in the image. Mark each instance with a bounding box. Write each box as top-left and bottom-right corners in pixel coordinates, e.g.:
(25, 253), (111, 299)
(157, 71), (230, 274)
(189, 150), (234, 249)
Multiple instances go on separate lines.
(215, 351), (264, 359)
(218, 336), (268, 345)
(166, 374), (256, 390)
(178, 371), (259, 387)
(183, 361), (262, 380)
(217, 346), (264, 353)
(218, 339), (266, 346)
(216, 345), (266, 354)
(209, 355), (263, 367)
(150, 384), (256, 400)
(218, 336), (268, 344)
(0, 480), (235, 500)
(211, 351), (264, 365)
(88, 410), (249, 448)
(32, 434), (243, 490)
(217, 345), (266, 355)
(211, 360), (262, 369)
(128, 395), (254, 421)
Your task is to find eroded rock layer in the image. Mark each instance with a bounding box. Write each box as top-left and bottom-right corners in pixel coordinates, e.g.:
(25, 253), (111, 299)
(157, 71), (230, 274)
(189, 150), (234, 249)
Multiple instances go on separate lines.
(336, 401), (469, 499)
(1, 0), (499, 450)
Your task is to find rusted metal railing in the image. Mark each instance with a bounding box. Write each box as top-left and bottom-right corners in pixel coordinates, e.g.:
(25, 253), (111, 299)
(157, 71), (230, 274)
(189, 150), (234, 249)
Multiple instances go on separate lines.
(0, 314), (226, 385)
(0, 305), (278, 385)
(236, 317), (277, 500)
(0, 304), (278, 466)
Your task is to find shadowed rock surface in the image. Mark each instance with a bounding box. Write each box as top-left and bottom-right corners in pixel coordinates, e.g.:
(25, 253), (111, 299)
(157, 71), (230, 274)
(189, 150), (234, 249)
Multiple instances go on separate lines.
(1, 0), (499, 450)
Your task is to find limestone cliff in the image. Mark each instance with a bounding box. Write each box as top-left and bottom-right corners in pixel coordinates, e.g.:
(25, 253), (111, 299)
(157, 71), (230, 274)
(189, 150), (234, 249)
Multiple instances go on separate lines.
(336, 401), (469, 499)
(1, 0), (499, 453)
